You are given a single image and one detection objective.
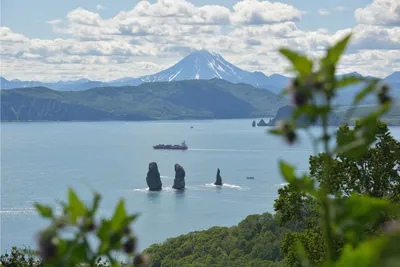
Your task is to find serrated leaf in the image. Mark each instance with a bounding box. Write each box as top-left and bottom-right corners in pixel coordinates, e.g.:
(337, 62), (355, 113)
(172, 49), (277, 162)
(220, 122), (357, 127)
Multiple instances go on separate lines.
(98, 240), (110, 255)
(97, 219), (111, 241)
(269, 128), (283, 135)
(279, 49), (313, 76)
(279, 161), (316, 195)
(333, 194), (398, 242)
(111, 199), (127, 230)
(334, 234), (400, 267)
(124, 214), (139, 225)
(68, 188), (86, 224)
(279, 161), (297, 183)
(34, 203), (53, 218)
(325, 34), (352, 65)
(337, 76), (364, 89)
(89, 192), (101, 216)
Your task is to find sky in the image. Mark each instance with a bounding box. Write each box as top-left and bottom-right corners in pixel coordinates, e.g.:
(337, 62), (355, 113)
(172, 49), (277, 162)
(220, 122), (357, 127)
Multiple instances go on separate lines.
(1, 0), (399, 82)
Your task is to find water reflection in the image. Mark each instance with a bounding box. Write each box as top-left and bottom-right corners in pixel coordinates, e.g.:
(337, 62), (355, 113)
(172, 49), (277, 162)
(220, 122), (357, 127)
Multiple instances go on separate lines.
(174, 189), (185, 198)
(146, 191), (161, 202)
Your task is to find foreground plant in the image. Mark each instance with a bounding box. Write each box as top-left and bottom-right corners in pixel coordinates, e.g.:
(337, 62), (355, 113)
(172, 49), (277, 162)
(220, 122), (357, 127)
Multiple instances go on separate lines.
(271, 33), (400, 266)
(34, 189), (147, 267)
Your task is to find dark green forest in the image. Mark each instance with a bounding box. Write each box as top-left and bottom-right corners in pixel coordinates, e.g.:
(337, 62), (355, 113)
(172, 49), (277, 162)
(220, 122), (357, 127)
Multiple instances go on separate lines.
(0, 79), (286, 121)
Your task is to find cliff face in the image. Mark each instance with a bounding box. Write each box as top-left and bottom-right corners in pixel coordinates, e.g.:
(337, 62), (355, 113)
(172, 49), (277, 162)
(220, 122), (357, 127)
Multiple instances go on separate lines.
(266, 105), (343, 126)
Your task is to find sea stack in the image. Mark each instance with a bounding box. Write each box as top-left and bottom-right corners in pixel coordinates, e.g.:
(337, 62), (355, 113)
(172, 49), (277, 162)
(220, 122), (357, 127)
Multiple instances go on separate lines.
(172, 164), (186, 190)
(146, 162), (162, 191)
(257, 119), (267, 127)
(252, 120), (256, 127)
(214, 168), (222, 186)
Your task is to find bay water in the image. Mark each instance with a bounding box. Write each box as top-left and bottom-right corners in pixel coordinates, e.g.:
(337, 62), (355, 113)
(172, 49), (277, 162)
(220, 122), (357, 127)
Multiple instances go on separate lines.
(1, 120), (399, 253)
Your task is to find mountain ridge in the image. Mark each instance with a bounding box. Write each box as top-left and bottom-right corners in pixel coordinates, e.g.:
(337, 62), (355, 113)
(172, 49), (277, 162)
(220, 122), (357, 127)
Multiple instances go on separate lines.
(1, 78), (287, 121)
(1, 50), (398, 106)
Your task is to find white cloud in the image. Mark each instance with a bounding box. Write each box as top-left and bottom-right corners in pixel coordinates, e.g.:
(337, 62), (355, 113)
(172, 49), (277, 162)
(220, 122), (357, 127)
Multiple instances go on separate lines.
(350, 24), (400, 50)
(318, 9), (330, 16)
(67, 8), (102, 26)
(355, 0), (400, 26)
(334, 6), (348, 12)
(47, 19), (63, 25)
(0, 27), (29, 42)
(0, 0), (399, 81)
(96, 4), (105, 10)
(231, 0), (302, 24)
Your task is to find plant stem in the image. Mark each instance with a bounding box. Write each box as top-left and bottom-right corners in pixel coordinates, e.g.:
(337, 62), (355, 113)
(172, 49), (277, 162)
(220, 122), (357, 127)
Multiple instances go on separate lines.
(321, 111), (335, 262)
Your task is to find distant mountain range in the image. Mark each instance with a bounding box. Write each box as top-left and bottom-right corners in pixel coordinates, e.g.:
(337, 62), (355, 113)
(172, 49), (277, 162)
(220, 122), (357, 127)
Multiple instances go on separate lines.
(1, 50), (399, 105)
(1, 79), (287, 121)
(0, 50), (287, 93)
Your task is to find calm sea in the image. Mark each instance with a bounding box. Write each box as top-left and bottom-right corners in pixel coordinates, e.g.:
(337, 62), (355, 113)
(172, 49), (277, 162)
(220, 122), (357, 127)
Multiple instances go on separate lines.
(1, 120), (399, 253)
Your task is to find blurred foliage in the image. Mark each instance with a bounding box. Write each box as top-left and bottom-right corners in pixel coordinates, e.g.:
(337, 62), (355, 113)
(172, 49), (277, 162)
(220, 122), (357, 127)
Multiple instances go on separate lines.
(33, 189), (147, 267)
(271, 33), (400, 267)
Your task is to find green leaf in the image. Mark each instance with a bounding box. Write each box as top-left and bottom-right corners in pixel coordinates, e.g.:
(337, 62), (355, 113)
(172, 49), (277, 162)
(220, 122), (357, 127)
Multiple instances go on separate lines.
(97, 219), (111, 253)
(111, 199), (127, 230)
(279, 49), (313, 76)
(34, 203), (53, 218)
(337, 76), (364, 89)
(353, 79), (379, 104)
(334, 234), (400, 267)
(68, 188), (86, 224)
(333, 194), (399, 243)
(325, 33), (352, 65)
(279, 161), (297, 183)
(279, 161), (316, 195)
(89, 192), (101, 216)
(70, 242), (89, 264)
(269, 128), (283, 135)
(124, 214), (139, 225)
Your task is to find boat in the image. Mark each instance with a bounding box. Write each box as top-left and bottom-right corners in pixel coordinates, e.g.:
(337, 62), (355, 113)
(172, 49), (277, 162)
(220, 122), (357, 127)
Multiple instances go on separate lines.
(246, 176), (255, 180)
(153, 141), (188, 150)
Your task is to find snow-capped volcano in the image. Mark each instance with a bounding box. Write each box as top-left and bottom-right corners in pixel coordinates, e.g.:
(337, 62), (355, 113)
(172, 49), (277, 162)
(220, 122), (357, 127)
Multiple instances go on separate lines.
(139, 50), (260, 83)
(110, 50), (274, 89)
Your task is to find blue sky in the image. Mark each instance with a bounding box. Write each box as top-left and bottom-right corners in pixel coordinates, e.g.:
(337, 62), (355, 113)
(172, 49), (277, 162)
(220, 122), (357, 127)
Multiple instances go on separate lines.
(3, 0), (371, 38)
(1, 0), (399, 81)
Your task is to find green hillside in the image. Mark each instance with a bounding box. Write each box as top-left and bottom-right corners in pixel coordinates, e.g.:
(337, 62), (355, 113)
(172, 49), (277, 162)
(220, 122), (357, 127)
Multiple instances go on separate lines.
(144, 212), (295, 267)
(333, 104), (400, 126)
(1, 79), (287, 121)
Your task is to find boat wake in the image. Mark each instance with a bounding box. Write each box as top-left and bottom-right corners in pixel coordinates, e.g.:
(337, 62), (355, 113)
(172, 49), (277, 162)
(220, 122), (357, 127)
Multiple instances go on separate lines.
(133, 187), (181, 193)
(133, 183), (248, 193)
(189, 148), (265, 153)
(203, 183), (247, 190)
(133, 188), (150, 193)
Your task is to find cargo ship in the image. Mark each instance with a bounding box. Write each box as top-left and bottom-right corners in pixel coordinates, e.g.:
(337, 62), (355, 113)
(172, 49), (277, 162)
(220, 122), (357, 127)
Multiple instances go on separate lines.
(153, 141), (188, 150)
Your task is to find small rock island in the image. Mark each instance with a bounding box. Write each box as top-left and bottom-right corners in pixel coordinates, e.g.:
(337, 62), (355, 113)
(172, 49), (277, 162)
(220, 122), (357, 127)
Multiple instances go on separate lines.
(257, 119), (268, 126)
(146, 162), (162, 191)
(172, 164), (186, 190)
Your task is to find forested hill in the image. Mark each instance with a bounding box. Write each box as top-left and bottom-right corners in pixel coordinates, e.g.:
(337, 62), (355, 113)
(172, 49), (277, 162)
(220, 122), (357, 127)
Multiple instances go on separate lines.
(144, 212), (295, 267)
(1, 79), (287, 121)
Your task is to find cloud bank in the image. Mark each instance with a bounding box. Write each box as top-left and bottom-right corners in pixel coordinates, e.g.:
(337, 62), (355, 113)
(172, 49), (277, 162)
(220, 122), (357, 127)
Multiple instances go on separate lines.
(1, 0), (399, 81)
